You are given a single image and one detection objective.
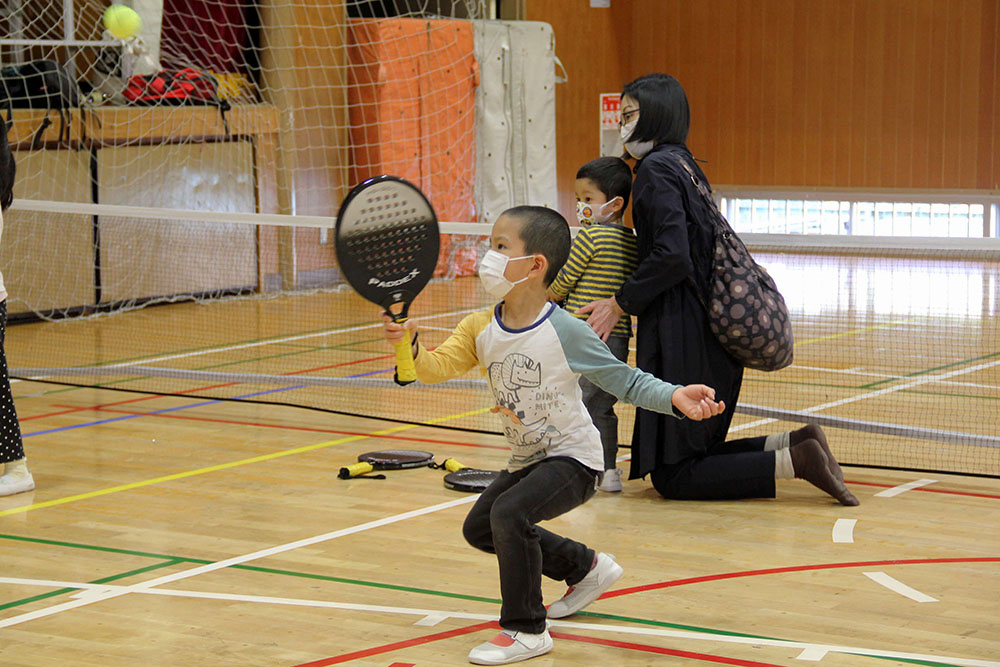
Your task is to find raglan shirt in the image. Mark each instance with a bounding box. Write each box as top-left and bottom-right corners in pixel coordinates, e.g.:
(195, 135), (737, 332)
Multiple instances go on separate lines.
(412, 301), (684, 472)
(548, 223), (638, 339)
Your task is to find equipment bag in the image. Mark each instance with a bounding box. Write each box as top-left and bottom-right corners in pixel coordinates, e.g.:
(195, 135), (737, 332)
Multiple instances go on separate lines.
(123, 68), (230, 133)
(0, 59), (80, 147)
(671, 152), (794, 372)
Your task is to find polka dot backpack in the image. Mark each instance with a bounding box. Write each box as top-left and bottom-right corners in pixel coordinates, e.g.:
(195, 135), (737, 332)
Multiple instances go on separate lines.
(674, 155), (794, 372)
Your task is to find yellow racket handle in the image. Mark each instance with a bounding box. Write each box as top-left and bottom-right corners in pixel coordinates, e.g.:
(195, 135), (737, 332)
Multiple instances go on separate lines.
(443, 458), (467, 473)
(338, 461), (374, 479)
(394, 324), (417, 385)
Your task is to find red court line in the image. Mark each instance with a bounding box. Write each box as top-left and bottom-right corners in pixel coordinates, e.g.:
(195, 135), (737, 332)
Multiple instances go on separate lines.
(848, 480), (1000, 500)
(293, 621), (785, 667)
(292, 621), (497, 666)
(550, 630), (785, 667)
(21, 353), (395, 422)
(601, 556), (1000, 600)
(293, 556), (999, 665)
(67, 406), (508, 451)
(18, 382), (236, 421)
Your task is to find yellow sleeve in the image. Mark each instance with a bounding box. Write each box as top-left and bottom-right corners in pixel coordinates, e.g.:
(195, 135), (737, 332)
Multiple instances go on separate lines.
(413, 310), (491, 384)
(548, 228), (596, 299)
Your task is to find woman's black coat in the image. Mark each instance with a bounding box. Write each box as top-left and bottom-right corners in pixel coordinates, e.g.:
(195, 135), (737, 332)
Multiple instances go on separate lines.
(615, 143), (743, 479)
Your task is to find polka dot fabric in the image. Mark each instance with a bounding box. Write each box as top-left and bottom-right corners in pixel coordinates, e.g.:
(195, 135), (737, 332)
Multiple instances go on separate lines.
(672, 155), (794, 372)
(0, 301), (25, 464)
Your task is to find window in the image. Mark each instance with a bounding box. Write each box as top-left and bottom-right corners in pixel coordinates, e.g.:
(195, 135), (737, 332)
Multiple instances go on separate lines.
(718, 193), (993, 238)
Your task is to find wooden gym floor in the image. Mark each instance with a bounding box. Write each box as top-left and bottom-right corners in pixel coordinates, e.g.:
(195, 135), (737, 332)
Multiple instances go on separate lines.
(0, 253), (997, 666)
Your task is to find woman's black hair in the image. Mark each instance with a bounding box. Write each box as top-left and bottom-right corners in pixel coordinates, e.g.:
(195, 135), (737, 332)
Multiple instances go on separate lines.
(0, 118), (15, 212)
(621, 73), (690, 147)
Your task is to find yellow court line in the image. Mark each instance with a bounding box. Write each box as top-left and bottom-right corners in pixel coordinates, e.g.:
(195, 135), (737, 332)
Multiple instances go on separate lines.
(0, 406), (494, 518)
(794, 320), (910, 347)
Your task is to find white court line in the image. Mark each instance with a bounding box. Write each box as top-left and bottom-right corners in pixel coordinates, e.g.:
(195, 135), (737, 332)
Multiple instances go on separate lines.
(786, 364), (1000, 391)
(731, 358), (1000, 434)
(0, 577), (994, 667)
(863, 572), (938, 603)
(796, 646), (829, 661)
(875, 478), (938, 497)
(0, 495), (477, 630)
(11, 306), (484, 384)
(831, 519), (857, 543)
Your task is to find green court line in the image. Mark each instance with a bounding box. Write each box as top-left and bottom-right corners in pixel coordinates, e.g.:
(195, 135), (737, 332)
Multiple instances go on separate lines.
(906, 388), (1000, 402)
(0, 533), (970, 666)
(860, 351), (1000, 389)
(0, 559), (183, 611)
(12, 332), (389, 400)
(12, 317), (382, 382)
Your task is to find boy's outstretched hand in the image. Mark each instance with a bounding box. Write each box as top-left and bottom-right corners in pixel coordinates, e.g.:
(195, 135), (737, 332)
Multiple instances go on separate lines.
(671, 384), (726, 421)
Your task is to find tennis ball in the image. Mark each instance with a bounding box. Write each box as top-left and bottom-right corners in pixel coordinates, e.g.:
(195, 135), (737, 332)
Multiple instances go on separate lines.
(103, 4), (142, 40)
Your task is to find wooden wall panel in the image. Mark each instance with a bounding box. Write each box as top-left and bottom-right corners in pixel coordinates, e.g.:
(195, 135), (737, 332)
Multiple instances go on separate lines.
(521, 1), (633, 220)
(979, 0), (999, 190)
(528, 0), (999, 197)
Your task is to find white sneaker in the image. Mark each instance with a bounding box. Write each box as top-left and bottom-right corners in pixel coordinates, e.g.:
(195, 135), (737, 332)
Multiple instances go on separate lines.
(468, 629), (553, 665)
(546, 552), (623, 618)
(598, 468), (623, 492)
(0, 472), (34, 497)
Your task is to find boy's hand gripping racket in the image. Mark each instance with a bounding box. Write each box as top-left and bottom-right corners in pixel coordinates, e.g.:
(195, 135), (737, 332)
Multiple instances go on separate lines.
(335, 175), (440, 385)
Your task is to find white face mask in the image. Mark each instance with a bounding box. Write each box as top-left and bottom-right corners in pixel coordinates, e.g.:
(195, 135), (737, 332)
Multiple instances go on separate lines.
(478, 249), (534, 298)
(620, 119), (654, 159)
(576, 198), (621, 227)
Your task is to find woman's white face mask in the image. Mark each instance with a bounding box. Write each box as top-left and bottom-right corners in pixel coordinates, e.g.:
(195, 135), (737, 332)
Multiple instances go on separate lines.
(478, 249), (533, 298)
(620, 119), (654, 159)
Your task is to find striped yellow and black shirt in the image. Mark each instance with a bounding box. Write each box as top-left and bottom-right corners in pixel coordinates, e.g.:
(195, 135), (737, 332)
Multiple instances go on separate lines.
(549, 223), (638, 339)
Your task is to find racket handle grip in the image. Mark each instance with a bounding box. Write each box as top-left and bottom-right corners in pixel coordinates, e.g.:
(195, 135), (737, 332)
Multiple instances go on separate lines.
(339, 461), (374, 479)
(394, 327), (417, 385)
(444, 458), (466, 473)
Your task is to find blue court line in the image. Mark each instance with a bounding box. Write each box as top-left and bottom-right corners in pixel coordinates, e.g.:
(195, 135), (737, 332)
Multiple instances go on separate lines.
(23, 385), (308, 438)
(22, 366), (395, 438)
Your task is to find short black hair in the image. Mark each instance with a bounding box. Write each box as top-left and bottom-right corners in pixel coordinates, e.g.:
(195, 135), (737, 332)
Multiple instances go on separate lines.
(621, 73), (690, 147)
(576, 156), (632, 211)
(501, 205), (570, 286)
(0, 120), (15, 211)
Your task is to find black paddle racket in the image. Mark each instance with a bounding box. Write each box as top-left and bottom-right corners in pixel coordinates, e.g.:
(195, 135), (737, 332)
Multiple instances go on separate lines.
(338, 449), (435, 479)
(335, 175), (440, 385)
(436, 458), (500, 493)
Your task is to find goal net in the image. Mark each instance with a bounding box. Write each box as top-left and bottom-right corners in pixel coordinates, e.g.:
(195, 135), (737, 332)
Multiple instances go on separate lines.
(1, 0), (501, 320)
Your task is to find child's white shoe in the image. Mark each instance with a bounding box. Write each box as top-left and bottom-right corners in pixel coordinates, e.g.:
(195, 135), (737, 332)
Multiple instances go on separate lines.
(598, 468), (623, 492)
(547, 552), (622, 618)
(0, 471), (34, 496)
(468, 628), (553, 665)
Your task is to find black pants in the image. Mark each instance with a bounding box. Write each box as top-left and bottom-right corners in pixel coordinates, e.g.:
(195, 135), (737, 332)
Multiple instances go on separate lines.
(0, 301), (24, 464)
(580, 335), (629, 470)
(462, 457), (598, 633)
(649, 435), (774, 500)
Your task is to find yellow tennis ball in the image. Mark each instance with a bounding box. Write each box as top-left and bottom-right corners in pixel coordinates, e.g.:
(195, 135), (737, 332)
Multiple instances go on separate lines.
(103, 5), (142, 40)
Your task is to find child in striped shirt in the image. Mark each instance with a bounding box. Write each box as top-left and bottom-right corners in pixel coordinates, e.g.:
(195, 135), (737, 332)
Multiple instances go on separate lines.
(548, 157), (637, 492)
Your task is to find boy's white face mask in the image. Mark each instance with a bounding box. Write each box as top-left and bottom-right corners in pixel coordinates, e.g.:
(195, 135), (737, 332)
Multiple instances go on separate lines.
(478, 249), (533, 298)
(620, 119), (654, 159)
(576, 198), (622, 227)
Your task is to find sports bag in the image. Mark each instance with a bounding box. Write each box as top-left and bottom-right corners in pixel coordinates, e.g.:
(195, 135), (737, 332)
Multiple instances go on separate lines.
(123, 68), (230, 132)
(0, 59), (80, 147)
(672, 153), (794, 372)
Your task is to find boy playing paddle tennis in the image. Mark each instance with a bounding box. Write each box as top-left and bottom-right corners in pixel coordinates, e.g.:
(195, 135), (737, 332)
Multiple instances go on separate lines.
(382, 206), (723, 665)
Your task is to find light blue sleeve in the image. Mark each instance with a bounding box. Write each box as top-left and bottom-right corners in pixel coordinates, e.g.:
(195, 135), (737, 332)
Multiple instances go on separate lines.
(549, 308), (684, 418)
